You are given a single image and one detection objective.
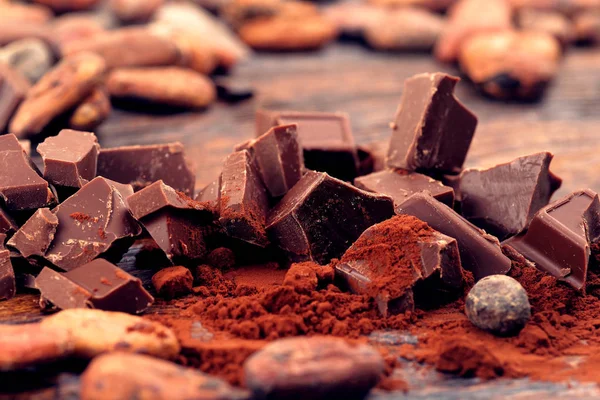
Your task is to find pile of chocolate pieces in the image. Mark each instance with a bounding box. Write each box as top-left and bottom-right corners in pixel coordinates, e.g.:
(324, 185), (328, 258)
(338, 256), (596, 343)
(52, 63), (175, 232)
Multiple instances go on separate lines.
(0, 71), (597, 316)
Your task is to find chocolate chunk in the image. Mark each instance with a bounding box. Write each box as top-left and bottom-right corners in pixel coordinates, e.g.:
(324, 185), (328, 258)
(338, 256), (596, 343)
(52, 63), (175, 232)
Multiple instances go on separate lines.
(36, 259), (154, 314)
(151, 266), (193, 299)
(267, 170), (394, 264)
(195, 177), (220, 209)
(97, 142), (195, 196)
(220, 150), (270, 248)
(355, 169), (454, 209)
(127, 180), (215, 261)
(397, 193), (511, 280)
(43, 177), (141, 271)
(0, 234), (15, 300)
(256, 110), (360, 182)
(0, 205), (17, 234)
(8, 208), (58, 259)
(386, 73), (477, 175)
(0, 134), (56, 211)
(459, 152), (562, 239)
(237, 124), (304, 198)
(37, 129), (100, 189)
(357, 140), (387, 175)
(0, 63), (30, 133)
(504, 190), (600, 291)
(336, 215), (463, 316)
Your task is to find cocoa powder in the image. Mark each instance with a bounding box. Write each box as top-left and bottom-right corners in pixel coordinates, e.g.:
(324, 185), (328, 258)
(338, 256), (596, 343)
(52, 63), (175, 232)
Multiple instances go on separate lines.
(145, 216), (600, 391)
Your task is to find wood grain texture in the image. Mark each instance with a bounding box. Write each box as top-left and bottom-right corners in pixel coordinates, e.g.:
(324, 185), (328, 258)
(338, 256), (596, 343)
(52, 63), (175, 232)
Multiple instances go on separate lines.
(2, 43), (600, 398)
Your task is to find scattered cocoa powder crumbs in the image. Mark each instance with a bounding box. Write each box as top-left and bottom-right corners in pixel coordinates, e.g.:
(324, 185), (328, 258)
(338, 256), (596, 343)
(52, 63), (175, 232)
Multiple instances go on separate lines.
(97, 228), (107, 240)
(99, 277), (111, 286)
(69, 212), (91, 223)
(145, 220), (600, 391)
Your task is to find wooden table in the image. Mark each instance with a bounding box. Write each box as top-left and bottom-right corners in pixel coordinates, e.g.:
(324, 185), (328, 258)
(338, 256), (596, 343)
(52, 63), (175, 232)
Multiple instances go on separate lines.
(3, 43), (600, 399)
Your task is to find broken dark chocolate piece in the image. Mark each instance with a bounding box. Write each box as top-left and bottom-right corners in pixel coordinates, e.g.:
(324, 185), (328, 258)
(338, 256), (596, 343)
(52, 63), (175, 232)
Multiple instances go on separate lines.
(397, 193), (511, 280)
(0, 205), (17, 234)
(355, 169), (454, 209)
(237, 124), (304, 198)
(195, 177), (221, 210)
(459, 152), (562, 239)
(36, 129), (100, 189)
(0, 234), (15, 300)
(386, 73), (477, 175)
(127, 180), (215, 261)
(267, 170), (394, 264)
(256, 110), (360, 182)
(97, 142), (196, 196)
(35, 259), (154, 314)
(0, 134), (56, 211)
(504, 190), (600, 291)
(43, 177), (141, 271)
(336, 215), (463, 317)
(0, 64), (30, 134)
(220, 150), (270, 248)
(7, 208), (58, 259)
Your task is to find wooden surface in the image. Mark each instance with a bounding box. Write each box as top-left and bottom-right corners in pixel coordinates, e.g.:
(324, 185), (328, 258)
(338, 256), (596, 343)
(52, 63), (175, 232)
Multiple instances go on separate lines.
(3, 43), (600, 398)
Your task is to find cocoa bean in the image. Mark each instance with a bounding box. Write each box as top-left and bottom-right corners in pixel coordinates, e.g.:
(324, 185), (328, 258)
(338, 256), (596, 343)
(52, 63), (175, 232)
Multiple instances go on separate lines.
(9, 52), (106, 137)
(364, 8), (445, 51)
(80, 353), (250, 400)
(0, 323), (72, 371)
(69, 86), (111, 131)
(459, 30), (561, 100)
(107, 67), (216, 109)
(574, 11), (600, 43)
(517, 9), (575, 45)
(0, 2), (53, 24)
(153, 2), (251, 69)
(61, 27), (180, 69)
(0, 64), (31, 134)
(31, 0), (102, 13)
(238, 15), (337, 51)
(323, 3), (387, 39)
(0, 39), (53, 83)
(434, 0), (512, 63)
(50, 14), (106, 51)
(0, 23), (52, 47)
(40, 308), (180, 359)
(366, 0), (456, 11)
(109, 0), (164, 23)
(243, 336), (384, 400)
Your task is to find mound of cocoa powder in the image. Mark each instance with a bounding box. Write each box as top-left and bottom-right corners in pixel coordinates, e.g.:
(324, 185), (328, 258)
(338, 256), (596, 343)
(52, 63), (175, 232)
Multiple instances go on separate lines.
(145, 216), (600, 391)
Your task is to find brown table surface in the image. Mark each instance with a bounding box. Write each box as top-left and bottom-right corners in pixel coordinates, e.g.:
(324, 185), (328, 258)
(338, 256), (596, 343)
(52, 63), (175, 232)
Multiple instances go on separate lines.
(3, 43), (600, 399)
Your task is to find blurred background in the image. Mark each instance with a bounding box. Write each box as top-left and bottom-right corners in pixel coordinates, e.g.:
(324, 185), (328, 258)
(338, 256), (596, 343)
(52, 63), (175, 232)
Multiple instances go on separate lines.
(1, 0), (600, 195)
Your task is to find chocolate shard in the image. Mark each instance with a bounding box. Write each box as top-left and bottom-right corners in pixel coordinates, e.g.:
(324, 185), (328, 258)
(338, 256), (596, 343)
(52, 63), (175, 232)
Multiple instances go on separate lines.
(7, 208), (58, 259)
(97, 142), (196, 196)
(220, 150), (270, 248)
(336, 215), (463, 317)
(43, 177), (141, 271)
(36, 129), (100, 189)
(0, 63), (30, 134)
(195, 177), (221, 209)
(459, 152), (562, 239)
(0, 234), (15, 300)
(236, 124), (304, 198)
(36, 259), (154, 314)
(0, 134), (56, 211)
(256, 110), (360, 182)
(0, 205), (17, 234)
(267, 170), (394, 264)
(386, 72), (477, 175)
(504, 190), (600, 291)
(355, 169), (455, 209)
(397, 193), (511, 280)
(126, 180), (215, 261)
